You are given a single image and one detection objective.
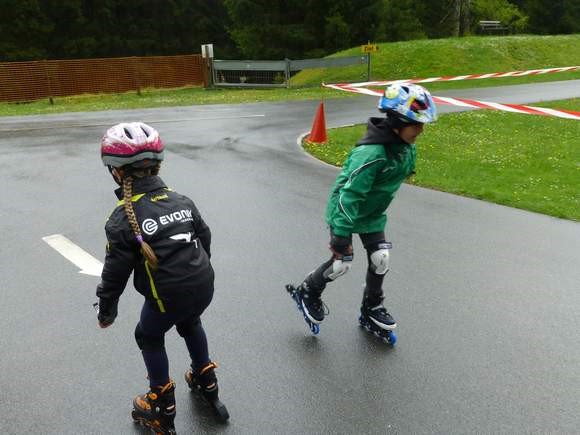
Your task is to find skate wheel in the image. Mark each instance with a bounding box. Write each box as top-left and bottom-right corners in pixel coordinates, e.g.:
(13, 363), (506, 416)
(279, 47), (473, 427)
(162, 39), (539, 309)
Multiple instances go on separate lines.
(386, 330), (397, 345)
(310, 323), (320, 335)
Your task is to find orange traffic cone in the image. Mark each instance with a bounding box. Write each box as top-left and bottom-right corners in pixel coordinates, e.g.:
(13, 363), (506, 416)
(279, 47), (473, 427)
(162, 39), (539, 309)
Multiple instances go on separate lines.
(306, 102), (327, 143)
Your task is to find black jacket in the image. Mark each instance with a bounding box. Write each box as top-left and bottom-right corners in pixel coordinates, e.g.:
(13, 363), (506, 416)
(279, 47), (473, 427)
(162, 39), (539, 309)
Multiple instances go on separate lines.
(96, 176), (213, 322)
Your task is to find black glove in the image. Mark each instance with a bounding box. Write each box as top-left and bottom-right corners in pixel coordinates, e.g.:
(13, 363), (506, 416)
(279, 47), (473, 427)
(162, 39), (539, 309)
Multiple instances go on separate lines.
(330, 234), (353, 258)
(98, 297), (118, 326)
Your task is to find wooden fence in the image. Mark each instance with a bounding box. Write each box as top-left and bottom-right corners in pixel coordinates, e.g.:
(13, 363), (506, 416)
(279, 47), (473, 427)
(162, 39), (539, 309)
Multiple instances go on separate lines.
(0, 54), (207, 103)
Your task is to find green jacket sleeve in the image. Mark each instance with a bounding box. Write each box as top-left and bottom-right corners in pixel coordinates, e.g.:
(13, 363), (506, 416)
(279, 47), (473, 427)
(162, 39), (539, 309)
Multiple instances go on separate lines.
(331, 148), (386, 237)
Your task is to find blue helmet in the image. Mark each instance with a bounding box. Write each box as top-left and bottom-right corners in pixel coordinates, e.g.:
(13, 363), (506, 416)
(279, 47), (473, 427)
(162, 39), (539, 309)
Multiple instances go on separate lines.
(378, 84), (437, 124)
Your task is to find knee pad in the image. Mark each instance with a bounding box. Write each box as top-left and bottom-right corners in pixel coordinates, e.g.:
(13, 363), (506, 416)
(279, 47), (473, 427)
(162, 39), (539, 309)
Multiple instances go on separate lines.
(134, 323), (165, 352)
(323, 258), (352, 281)
(176, 318), (201, 337)
(369, 243), (391, 275)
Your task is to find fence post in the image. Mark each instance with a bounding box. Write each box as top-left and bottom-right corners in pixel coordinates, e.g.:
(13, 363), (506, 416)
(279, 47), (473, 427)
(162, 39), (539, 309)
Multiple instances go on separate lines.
(43, 60), (54, 105)
(285, 58), (291, 88)
(211, 58), (217, 87)
(132, 57), (142, 96)
(205, 57), (215, 88)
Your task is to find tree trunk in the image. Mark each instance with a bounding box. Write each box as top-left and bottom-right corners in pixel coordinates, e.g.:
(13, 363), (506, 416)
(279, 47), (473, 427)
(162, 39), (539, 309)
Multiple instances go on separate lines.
(453, 0), (461, 36)
(461, 0), (471, 35)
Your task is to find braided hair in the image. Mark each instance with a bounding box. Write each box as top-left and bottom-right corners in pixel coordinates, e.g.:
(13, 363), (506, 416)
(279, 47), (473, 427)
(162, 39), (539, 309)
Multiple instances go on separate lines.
(121, 164), (160, 270)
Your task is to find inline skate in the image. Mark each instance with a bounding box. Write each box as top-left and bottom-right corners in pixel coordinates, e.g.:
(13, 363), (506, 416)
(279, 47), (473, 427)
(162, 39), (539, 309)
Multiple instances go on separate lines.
(285, 283), (326, 334)
(358, 296), (397, 345)
(185, 361), (229, 422)
(131, 380), (176, 435)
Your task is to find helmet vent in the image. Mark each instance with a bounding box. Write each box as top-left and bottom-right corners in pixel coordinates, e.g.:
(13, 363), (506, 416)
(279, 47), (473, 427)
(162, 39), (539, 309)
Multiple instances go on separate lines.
(123, 128), (133, 139)
(377, 83), (437, 124)
(140, 125), (151, 137)
(101, 122), (164, 168)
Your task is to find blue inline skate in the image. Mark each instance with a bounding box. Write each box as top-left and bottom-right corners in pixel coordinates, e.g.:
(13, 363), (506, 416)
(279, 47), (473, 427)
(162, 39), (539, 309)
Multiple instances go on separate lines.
(358, 297), (397, 345)
(285, 283), (326, 335)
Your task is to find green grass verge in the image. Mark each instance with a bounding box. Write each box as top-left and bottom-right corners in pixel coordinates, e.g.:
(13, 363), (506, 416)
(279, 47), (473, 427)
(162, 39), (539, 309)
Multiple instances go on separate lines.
(0, 35), (578, 117)
(0, 86), (336, 117)
(291, 35), (580, 91)
(303, 99), (580, 221)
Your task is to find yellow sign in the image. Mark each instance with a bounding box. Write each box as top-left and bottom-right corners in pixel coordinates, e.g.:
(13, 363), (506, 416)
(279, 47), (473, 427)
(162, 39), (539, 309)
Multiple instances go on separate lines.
(362, 44), (379, 53)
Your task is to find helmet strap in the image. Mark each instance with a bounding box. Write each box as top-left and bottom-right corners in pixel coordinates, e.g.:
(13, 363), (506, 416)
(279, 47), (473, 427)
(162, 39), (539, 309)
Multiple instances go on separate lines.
(107, 166), (124, 186)
(386, 112), (420, 130)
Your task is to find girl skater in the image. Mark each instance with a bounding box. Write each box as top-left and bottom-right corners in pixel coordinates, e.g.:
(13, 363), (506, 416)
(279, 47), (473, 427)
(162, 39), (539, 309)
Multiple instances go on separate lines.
(96, 122), (228, 434)
(287, 84), (437, 344)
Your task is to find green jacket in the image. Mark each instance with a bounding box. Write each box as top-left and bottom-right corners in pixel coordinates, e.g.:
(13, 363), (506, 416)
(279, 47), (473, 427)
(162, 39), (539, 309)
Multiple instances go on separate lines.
(325, 117), (416, 237)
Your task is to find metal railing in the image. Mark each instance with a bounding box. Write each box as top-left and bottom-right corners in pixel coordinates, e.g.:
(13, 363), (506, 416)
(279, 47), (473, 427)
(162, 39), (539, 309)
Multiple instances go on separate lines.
(212, 55), (369, 88)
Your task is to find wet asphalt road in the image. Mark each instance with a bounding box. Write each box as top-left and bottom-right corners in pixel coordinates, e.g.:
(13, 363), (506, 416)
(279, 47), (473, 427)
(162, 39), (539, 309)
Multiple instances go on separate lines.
(0, 81), (579, 434)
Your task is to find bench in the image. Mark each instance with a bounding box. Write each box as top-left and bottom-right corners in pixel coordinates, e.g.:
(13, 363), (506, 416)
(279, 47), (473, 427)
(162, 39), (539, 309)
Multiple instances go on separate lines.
(479, 20), (508, 34)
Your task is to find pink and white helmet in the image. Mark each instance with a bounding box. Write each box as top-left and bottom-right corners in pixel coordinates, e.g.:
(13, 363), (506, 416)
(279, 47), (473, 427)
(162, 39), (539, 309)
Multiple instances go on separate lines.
(101, 122), (164, 168)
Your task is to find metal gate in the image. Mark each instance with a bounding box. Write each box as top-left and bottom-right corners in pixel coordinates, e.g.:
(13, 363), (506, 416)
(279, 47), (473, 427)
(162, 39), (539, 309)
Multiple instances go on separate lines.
(212, 55), (369, 88)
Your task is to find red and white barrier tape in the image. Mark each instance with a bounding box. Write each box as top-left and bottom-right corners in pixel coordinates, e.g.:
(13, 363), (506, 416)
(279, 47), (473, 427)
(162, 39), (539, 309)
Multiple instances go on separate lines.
(433, 96), (580, 120)
(324, 66), (580, 120)
(329, 66), (580, 88)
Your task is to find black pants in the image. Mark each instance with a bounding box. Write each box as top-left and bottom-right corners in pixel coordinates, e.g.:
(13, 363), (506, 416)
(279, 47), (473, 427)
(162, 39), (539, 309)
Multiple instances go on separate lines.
(136, 283), (214, 387)
(304, 231), (387, 303)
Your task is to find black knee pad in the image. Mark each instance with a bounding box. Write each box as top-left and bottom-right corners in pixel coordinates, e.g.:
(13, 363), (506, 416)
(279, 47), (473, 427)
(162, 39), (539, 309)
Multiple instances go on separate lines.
(176, 318), (201, 337)
(134, 323), (165, 352)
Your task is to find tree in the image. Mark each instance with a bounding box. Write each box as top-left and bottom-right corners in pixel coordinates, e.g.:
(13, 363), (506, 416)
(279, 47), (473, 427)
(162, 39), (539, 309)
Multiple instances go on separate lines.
(224, 0), (326, 59)
(432, 0), (472, 36)
(451, 0), (472, 36)
(348, 0), (385, 45)
(415, 0), (458, 38)
(324, 13), (350, 52)
(0, 0), (51, 60)
(473, 0), (528, 33)
(224, 0), (282, 58)
(38, 0), (89, 59)
(375, 0), (427, 41)
(518, 0), (580, 34)
(2, 0), (574, 63)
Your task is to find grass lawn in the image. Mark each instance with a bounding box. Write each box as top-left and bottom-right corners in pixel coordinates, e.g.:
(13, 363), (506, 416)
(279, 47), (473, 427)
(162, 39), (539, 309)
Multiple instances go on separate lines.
(303, 99), (579, 221)
(291, 35), (580, 91)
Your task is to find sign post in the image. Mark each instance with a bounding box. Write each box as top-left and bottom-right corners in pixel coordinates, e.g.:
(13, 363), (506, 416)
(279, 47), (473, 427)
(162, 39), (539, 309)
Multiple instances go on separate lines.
(361, 43), (379, 81)
(201, 43), (215, 88)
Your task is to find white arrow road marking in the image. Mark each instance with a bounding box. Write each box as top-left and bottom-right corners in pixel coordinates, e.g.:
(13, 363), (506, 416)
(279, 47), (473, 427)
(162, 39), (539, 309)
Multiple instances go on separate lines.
(42, 234), (103, 277)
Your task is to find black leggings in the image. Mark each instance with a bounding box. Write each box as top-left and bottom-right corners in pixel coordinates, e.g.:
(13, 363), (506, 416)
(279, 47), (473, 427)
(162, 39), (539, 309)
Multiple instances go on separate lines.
(305, 231), (387, 303)
(135, 285), (214, 387)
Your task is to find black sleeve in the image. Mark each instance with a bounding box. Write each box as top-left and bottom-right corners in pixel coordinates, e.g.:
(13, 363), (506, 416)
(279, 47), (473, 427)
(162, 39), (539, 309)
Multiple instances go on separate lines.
(189, 199), (211, 258)
(197, 218), (211, 259)
(96, 215), (137, 320)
